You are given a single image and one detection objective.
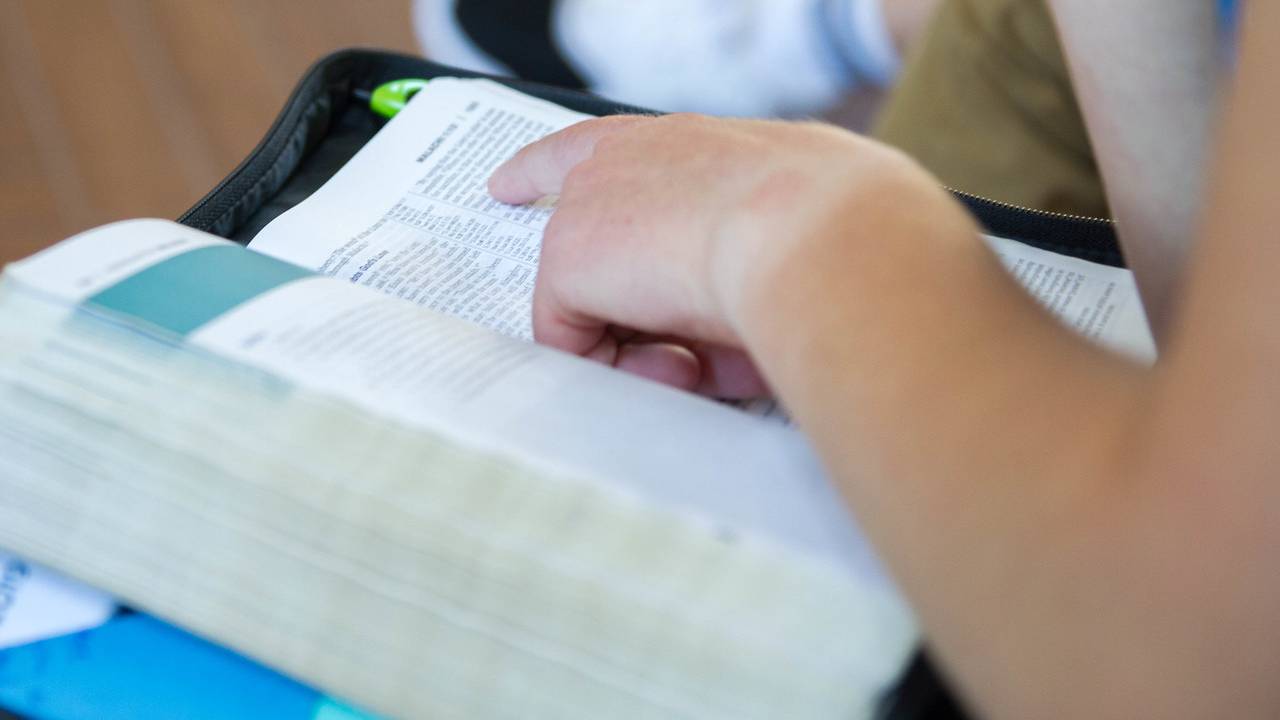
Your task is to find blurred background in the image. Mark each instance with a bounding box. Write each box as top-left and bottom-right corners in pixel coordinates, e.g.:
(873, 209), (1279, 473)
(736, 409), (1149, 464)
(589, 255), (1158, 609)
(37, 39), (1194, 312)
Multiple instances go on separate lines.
(0, 0), (416, 264)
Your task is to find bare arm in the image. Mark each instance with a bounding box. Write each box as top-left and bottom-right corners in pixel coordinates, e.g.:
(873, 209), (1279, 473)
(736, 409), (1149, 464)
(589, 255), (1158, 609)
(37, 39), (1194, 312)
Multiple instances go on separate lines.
(490, 7), (1280, 715)
(1048, 0), (1225, 339)
(747, 6), (1280, 716)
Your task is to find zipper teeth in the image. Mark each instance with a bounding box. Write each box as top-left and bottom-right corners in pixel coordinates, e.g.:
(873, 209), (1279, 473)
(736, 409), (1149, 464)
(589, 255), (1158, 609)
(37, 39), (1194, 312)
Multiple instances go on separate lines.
(178, 52), (337, 228)
(946, 186), (1113, 225)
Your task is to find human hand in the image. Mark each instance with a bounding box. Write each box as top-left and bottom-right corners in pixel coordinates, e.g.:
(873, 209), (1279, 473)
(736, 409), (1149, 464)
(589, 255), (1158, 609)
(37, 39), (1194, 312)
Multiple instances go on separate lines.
(488, 113), (927, 396)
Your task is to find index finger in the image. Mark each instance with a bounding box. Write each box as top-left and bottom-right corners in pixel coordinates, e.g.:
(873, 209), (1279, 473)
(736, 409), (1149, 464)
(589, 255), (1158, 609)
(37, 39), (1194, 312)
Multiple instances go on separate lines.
(488, 115), (648, 204)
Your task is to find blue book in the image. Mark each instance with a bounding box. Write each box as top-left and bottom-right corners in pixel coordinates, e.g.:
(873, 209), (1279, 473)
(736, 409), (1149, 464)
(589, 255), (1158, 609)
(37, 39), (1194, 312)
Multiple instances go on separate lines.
(0, 614), (379, 720)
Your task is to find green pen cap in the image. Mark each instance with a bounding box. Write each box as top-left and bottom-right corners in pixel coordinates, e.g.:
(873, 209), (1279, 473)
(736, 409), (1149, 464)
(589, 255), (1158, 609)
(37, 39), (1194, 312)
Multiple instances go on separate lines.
(369, 78), (430, 119)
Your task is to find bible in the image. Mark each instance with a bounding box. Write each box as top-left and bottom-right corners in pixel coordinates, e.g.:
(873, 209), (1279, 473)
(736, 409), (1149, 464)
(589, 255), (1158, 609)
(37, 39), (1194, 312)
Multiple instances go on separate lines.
(0, 77), (1154, 719)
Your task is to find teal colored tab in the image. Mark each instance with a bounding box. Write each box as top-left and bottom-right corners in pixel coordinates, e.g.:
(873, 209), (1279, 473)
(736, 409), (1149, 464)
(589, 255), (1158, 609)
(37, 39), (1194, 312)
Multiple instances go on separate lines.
(86, 245), (313, 337)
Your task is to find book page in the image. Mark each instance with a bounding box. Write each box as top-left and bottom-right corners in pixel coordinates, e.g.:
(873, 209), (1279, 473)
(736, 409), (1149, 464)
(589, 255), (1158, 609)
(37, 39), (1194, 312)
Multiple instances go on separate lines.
(188, 278), (884, 581)
(6, 218), (224, 302)
(984, 235), (1157, 362)
(7, 220), (887, 585)
(0, 551), (116, 650)
(250, 78), (586, 341)
(0, 280), (914, 718)
(251, 78), (1156, 370)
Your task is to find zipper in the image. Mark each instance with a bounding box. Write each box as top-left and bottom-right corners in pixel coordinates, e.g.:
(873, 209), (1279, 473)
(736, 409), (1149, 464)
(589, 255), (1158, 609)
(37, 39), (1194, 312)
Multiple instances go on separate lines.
(176, 49), (642, 236)
(177, 51), (340, 234)
(945, 186), (1112, 226)
(944, 185), (1123, 267)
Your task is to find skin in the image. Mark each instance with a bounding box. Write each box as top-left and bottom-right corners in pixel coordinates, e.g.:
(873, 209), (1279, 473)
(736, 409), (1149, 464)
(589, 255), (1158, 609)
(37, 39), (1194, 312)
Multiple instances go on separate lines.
(488, 3), (1280, 718)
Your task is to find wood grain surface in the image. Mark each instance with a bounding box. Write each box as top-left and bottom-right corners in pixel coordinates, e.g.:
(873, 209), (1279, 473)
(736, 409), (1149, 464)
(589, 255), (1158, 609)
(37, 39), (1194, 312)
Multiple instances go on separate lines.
(0, 0), (418, 263)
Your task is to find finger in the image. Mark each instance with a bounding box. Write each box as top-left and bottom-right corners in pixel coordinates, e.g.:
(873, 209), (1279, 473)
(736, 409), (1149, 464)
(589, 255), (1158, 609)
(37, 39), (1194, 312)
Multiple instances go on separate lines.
(578, 335), (702, 394)
(488, 115), (648, 204)
(613, 342), (702, 392)
(583, 333), (619, 366)
(531, 272), (610, 357)
(689, 344), (771, 399)
(605, 332), (769, 398)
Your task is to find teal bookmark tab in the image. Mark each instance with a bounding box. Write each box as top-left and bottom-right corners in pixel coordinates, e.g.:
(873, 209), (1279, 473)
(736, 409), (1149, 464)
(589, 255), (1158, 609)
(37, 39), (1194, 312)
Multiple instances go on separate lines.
(85, 245), (313, 337)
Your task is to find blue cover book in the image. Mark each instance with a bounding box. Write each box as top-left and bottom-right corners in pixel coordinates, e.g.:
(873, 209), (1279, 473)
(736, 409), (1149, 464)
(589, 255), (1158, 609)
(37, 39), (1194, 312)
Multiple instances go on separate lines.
(0, 614), (378, 720)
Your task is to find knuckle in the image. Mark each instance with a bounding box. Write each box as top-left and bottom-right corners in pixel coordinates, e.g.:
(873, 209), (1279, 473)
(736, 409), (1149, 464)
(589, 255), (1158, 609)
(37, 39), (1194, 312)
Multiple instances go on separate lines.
(541, 209), (578, 255)
(590, 130), (624, 156)
(548, 130), (579, 167)
(561, 161), (600, 194)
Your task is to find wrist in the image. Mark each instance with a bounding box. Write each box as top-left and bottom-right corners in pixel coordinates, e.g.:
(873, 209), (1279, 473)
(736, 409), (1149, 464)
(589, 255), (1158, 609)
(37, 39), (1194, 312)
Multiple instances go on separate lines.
(709, 138), (947, 338)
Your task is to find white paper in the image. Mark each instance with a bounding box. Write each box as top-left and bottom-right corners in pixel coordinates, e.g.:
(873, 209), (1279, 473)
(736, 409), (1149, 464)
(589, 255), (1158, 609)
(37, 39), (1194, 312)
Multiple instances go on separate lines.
(0, 282), (916, 718)
(188, 276), (887, 583)
(251, 78), (587, 341)
(985, 234), (1157, 362)
(6, 219), (225, 303)
(3, 216), (887, 582)
(0, 551), (116, 649)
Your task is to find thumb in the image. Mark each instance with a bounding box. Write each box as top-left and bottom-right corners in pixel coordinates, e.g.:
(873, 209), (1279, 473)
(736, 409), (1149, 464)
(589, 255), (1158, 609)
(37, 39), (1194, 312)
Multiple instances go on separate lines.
(488, 115), (649, 204)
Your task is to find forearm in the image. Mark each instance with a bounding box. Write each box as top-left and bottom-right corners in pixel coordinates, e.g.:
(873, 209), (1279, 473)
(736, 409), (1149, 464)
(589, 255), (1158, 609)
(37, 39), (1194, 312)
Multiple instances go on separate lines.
(493, 95), (1280, 713)
(736, 162), (1178, 716)
(738, 165), (1147, 509)
(493, 26), (1280, 707)
(731, 133), (1280, 714)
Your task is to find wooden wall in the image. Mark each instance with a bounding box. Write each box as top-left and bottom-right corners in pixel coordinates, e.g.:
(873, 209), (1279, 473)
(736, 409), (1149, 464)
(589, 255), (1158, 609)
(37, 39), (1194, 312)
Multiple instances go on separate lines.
(0, 0), (418, 263)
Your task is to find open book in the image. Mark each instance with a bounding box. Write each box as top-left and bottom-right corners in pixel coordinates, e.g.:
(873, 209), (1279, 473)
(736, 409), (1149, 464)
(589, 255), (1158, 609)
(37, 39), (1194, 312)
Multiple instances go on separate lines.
(0, 78), (1155, 719)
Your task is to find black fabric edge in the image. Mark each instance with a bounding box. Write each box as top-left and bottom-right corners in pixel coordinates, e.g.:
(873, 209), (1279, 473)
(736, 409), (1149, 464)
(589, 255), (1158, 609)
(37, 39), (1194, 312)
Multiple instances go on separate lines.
(876, 652), (973, 720)
(178, 49), (646, 237)
(955, 194), (1122, 267)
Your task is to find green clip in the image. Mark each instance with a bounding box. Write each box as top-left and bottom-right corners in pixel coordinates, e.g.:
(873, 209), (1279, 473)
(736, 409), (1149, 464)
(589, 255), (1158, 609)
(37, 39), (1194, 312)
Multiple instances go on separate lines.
(368, 78), (430, 119)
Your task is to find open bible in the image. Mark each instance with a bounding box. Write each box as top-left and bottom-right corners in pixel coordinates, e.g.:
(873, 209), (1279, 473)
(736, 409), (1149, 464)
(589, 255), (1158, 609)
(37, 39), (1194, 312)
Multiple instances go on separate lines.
(0, 78), (1155, 719)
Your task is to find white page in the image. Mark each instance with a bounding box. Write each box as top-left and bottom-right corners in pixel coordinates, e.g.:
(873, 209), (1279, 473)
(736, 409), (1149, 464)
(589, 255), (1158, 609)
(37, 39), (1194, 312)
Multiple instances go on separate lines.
(11, 220), (1142, 657)
(0, 281), (915, 719)
(251, 79), (1156, 367)
(7, 219), (890, 585)
(251, 78), (586, 341)
(252, 80), (1158, 364)
(7, 218), (224, 303)
(0, 222), (224, 654)
(984, 234), (1157, 362)
(1, 223), (914, 709)
(0, 551), (116, 649)
(239, 81), (890, 574)
(188, 276), (888, 583)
